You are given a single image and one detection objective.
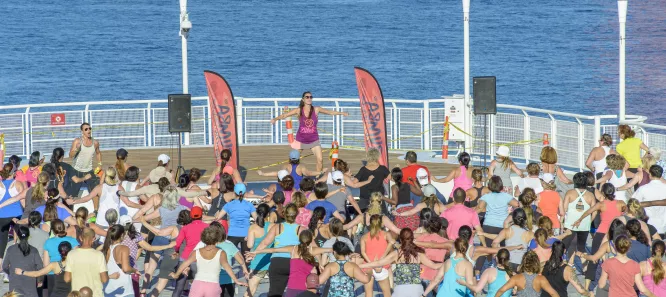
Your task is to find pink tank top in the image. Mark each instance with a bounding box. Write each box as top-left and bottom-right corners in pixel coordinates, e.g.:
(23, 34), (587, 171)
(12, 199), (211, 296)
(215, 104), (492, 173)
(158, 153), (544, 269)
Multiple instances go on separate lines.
(284, 190), (293, 204)
(598, 200), (622, 234)
(295, 107), (319, 144)
(287, 258), (314, 290)
(642, 261), (666, 296)
(452, 166), (473, 195)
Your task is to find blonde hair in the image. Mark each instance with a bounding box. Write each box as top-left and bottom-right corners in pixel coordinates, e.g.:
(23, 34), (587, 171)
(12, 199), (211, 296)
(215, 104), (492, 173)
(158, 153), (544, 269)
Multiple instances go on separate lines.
(368, 214), (383, 238)
(534, 228), (550, 249)
(3, 291), (22, 297)
(368, 192), (383, 215)
(651, 240), (665, 285)
(627, 198), (646, 220)
(519, 188), (537, 231)
(160, 185), (180, 210)
(540, 179), (557, 191)
(366, 148), (380, 164)
(607, 154), (626, 170)
(498, 156), (515, 170)
(538, 216), (554, 237)
(540, 147), (558, 164)
(291, 191), (307, 208)
(642, 153), (658, 171)
(31, 172), (50, 204)
(104, 167), (117, 186)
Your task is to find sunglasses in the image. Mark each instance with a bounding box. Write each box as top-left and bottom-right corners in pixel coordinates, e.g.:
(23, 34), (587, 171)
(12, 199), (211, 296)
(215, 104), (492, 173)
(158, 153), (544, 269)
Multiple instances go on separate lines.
(304, 96), (313, 99)
(84, 128), (92, 131)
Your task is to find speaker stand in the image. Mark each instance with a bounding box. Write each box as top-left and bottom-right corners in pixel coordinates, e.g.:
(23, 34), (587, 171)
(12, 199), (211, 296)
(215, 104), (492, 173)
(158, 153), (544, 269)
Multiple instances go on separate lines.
(175, 133), (185, 178)
(483, 115), (488, 171)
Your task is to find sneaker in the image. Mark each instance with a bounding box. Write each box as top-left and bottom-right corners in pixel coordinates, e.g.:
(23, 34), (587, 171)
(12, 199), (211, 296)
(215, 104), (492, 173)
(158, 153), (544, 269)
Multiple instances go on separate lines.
(3, 272), (8, 283)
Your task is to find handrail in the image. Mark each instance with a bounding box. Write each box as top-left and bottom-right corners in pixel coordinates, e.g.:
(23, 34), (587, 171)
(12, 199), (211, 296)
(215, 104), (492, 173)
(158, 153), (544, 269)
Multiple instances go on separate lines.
(0, 97), (210, 110)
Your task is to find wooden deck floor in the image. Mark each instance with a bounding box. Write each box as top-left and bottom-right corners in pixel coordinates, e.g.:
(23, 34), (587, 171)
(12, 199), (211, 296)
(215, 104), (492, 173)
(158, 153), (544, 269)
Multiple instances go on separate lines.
(65, 145), (458, 182)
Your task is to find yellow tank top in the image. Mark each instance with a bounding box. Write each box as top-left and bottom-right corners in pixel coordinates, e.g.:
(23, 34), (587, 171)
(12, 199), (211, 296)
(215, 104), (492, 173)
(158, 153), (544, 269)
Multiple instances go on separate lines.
(616, 137), (643, 168)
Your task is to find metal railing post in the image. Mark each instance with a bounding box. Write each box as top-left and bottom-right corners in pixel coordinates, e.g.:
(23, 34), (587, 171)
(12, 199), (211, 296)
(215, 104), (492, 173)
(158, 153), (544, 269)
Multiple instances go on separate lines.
(594, 117), (601, 149)
(423, 101), (431, 151)
(274, 100), (279, 144)
(522, 110), (530, 164)
(235, 98), (243, 145)
(576, 118), (585, 171)
(490, 114), (497, 156)
(549, 114), (557, 149)
(335, 100), (341, 144)
(146, 103), (152, 147)
(24, 107), (31, 156)
(84, 104), (89, 123)
(392, 103), (398, 150)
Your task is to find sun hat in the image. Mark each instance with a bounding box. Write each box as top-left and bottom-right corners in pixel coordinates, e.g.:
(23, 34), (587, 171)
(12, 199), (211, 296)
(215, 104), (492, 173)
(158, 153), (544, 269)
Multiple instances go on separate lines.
(277, 170), (289, 181)
(496, 146), (510, 157)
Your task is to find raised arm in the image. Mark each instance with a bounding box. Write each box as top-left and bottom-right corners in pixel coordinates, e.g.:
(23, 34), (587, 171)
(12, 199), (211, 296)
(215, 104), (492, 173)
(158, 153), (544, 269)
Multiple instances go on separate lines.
(459, 267), (493, 293)
(207, 167), (221, 185)
(316, 107), (348, 117)
(139, 239), (176, 252)
(17, 262), (57, 278)
(433, 168), (458, 183)
(270, 108), (300, 125)
(394, 202), (425, 217)
(418, 252), (443, 270)
(572, 202), (603, 228)
(255, 224), (279, 251)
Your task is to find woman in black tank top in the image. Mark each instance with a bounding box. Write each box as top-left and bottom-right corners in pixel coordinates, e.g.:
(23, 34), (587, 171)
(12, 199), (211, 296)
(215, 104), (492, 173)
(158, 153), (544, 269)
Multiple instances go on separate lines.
(540, 241), (591, 297)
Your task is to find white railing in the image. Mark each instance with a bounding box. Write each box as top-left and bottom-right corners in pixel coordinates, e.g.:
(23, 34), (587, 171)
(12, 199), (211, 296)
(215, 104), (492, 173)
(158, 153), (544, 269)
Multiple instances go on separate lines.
(0, 96), (663, 171)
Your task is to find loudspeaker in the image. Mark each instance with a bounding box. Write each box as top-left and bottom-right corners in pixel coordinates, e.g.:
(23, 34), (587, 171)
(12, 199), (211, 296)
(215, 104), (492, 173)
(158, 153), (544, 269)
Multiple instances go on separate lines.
(168, 94), (192, 133)
(473, 76), (497, 115)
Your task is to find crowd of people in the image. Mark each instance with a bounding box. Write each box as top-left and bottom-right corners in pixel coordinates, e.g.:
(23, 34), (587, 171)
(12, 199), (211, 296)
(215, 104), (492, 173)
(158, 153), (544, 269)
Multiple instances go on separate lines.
(1, 94), (666, 297)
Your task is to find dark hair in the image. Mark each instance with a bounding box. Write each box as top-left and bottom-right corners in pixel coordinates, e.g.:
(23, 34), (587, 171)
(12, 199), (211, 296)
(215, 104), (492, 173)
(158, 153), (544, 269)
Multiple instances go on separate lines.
(314, 182), (329, 199)
(405, 151), (417, 163)
(51, 147), (65, 169)
(28, 211), (42, 228)
(584, 171), (596, 187)
(608, 219), (627, 243)
(454, 237), (469, 255)
(280, 175), (295, 191)
(458, 225), (473, 242)
(177, 210), (192, 225)
(299, 91), (314, 118)
(201, 226), (220, 245)
(28, 151), (41, 167)
(188, 168), (202, 183)
(299, 177), (315, 192)
(453, 187), (466, 203)
(255, 203), (270, 228)
(512, 208), (528, 229)
(573, 172), (588, 189)
(58, 241), (73, 262)
(43, 196), (59, 223)
(419, 208), (435, 228)
(209, 221), (227, 242)
(42, 163), (58, 181)
(219, 149), (232, 173)
(328, 218), (345, 237)
(308, 207), (326, 232)
(488, 176), (504, 193)
(272, 191), (286, 220)
(618, 124), (636, 139)
(219, 173), (235, 193)
(471, 168), (483, 182)
(51, 219), (67, 237)
(496, 248), (514, 277)
(601, 183), (616, 201)
(650, 165), (664, 179)
(543, 240), (565, 275)
(391, 167), (403, 187)
(102, 225), (125, 261)
(157, 177), (171, 192)
(398, 228), (425, 263)
(9, 155), (21, 173)
(0, 163), (13, 179)
(425, 217), (442, 234)
(439, 217), (449, 239)
(80, 122), (90, 130)
(115, 148), (128, 180)
(123, 220), (139, 240)
(615, 235), (632, 254)
(124, 166), (140, 182)
(298, 229), (317, 265)
(333, 240), (352, 256)
(16, 225), (31, 256)
(626, 219), (649, 245)
(458, 152), (471, 168)
(177, 173), (190, 188)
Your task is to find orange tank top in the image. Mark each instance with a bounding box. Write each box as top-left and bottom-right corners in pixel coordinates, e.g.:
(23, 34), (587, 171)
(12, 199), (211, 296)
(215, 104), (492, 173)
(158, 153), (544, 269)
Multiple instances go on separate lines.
(538, 190), (561, 228)
(598, 200), (622, 234)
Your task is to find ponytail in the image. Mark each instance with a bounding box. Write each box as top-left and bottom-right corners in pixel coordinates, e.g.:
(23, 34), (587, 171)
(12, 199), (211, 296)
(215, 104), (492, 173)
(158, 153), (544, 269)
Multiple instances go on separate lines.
(32, 172), (49, 204)
(308, 207), (326, 232)
(75, 207), (89, 228)
(652, 240), (665, 285)
(500, 156), (515, 170)
(297, 230), (316, 265)
(255, 204), (270, 228)
(15, 225), (31, 256)
(115, 158), (126, 181)
(534, 228), (550, 249)
(497, 248), (514, 277)
(219, 149), (232, 173)
(459, 152), (471, 169)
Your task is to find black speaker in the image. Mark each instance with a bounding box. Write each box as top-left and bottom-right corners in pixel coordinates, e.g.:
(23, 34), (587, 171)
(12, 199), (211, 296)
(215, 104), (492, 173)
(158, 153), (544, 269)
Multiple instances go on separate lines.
(473, 76), (497, 115)
(168, 94), (192, 133)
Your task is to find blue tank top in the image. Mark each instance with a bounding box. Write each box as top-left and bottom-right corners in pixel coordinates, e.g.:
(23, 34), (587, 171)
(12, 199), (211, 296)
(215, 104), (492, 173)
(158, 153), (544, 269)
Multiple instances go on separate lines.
(437, 257), (472, 297)
(488, 268), (512, 297)
(0, 180), (23, 218)
(273, 222), (300, 258)
(291, 164), (302, 190)
(249, 223), (273, 271)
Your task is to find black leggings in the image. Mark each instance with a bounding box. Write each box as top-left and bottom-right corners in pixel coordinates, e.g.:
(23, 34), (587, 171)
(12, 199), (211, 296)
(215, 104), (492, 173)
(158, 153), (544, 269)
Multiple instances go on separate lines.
(0, 217), (16, 258)
(475, 225), (504, 272)
(173, 261), (197, 297)
(585, 232), (606, 281)
(268, 257), (291, 297)
(562, 231), (590, 261)
(228, 236), (249, 256)
(220, 283), (235, 297)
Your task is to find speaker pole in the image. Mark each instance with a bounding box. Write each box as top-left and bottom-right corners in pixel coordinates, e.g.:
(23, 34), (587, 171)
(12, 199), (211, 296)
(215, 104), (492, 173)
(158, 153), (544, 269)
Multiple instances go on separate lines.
(484, 114), (488, 171)
(175, 133), (185, 178)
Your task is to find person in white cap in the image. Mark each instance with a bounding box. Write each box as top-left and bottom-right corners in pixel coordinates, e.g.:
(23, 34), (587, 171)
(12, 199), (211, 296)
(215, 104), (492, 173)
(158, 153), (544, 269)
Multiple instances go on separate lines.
(411, 167), (446, 204)
(488, 145), (524, 193)
(326, 171), (362, 218)
(257, 149), (326, 191)
(142, 154), (175, 186)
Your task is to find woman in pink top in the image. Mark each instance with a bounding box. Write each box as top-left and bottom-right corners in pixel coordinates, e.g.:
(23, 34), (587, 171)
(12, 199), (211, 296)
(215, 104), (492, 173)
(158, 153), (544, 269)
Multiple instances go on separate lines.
(599, 235), (656, 297)
(415, 218), (449, 290)
(433, 152), (474, 196)
(640, 240), (666, 296)
(248, 229), (331, 297)
(207, 149), (243, 186)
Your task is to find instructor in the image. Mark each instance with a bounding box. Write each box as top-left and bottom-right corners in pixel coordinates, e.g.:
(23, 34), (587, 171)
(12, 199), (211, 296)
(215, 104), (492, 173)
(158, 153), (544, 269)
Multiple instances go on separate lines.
(271, 91), (348, 171)
(68, 122), (102, 200)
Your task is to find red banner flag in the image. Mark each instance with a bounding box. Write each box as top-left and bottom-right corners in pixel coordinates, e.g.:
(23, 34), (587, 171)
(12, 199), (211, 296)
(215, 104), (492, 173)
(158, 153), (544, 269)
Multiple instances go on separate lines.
(204, 70), (240, 169)
(354, 67), (389, 168)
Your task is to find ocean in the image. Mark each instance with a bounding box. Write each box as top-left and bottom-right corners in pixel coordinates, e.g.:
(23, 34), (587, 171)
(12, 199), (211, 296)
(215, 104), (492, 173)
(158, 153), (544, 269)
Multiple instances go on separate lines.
(1, 0), (665, 123)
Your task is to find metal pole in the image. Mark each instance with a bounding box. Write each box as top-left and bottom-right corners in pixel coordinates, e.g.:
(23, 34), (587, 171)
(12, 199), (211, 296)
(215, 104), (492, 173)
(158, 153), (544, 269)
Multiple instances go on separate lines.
(618, 0), (627, 122)
(180, 0), (191, 145)
(463, 0), (472, 149)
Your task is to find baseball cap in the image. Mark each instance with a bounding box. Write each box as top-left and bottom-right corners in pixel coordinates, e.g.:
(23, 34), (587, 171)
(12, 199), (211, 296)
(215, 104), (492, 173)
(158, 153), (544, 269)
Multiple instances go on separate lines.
(289, 150), (300, 161)
(416, 168), (429, 185)
(158, 154), (170, 164)
(496, 146), (510, 157)
(422, 184), (437, 197)
(331, 171), (344, 183)
(119, 215), (132, 226)
(277, 170), (289, 181)
(190, 206), (203, 219)
(234, 183), (247, 195)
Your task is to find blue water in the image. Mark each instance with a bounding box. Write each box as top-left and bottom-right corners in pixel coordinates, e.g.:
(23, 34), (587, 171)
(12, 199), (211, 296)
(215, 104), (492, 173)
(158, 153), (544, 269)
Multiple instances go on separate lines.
(2, 1), (665, 123)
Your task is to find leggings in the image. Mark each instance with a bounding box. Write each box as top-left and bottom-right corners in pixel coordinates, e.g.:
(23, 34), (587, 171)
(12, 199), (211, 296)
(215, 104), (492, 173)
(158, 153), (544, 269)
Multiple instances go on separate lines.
(0, 217), (16, 258)
(475, 225), (504, 272)
(173, 261), (197, 297)
(220, 283), (235, 297)
(227, 236), (249, 256)
(562, 231), (590, 261)
(268, 257), (291, 297)
(585, 232), (606, 281)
